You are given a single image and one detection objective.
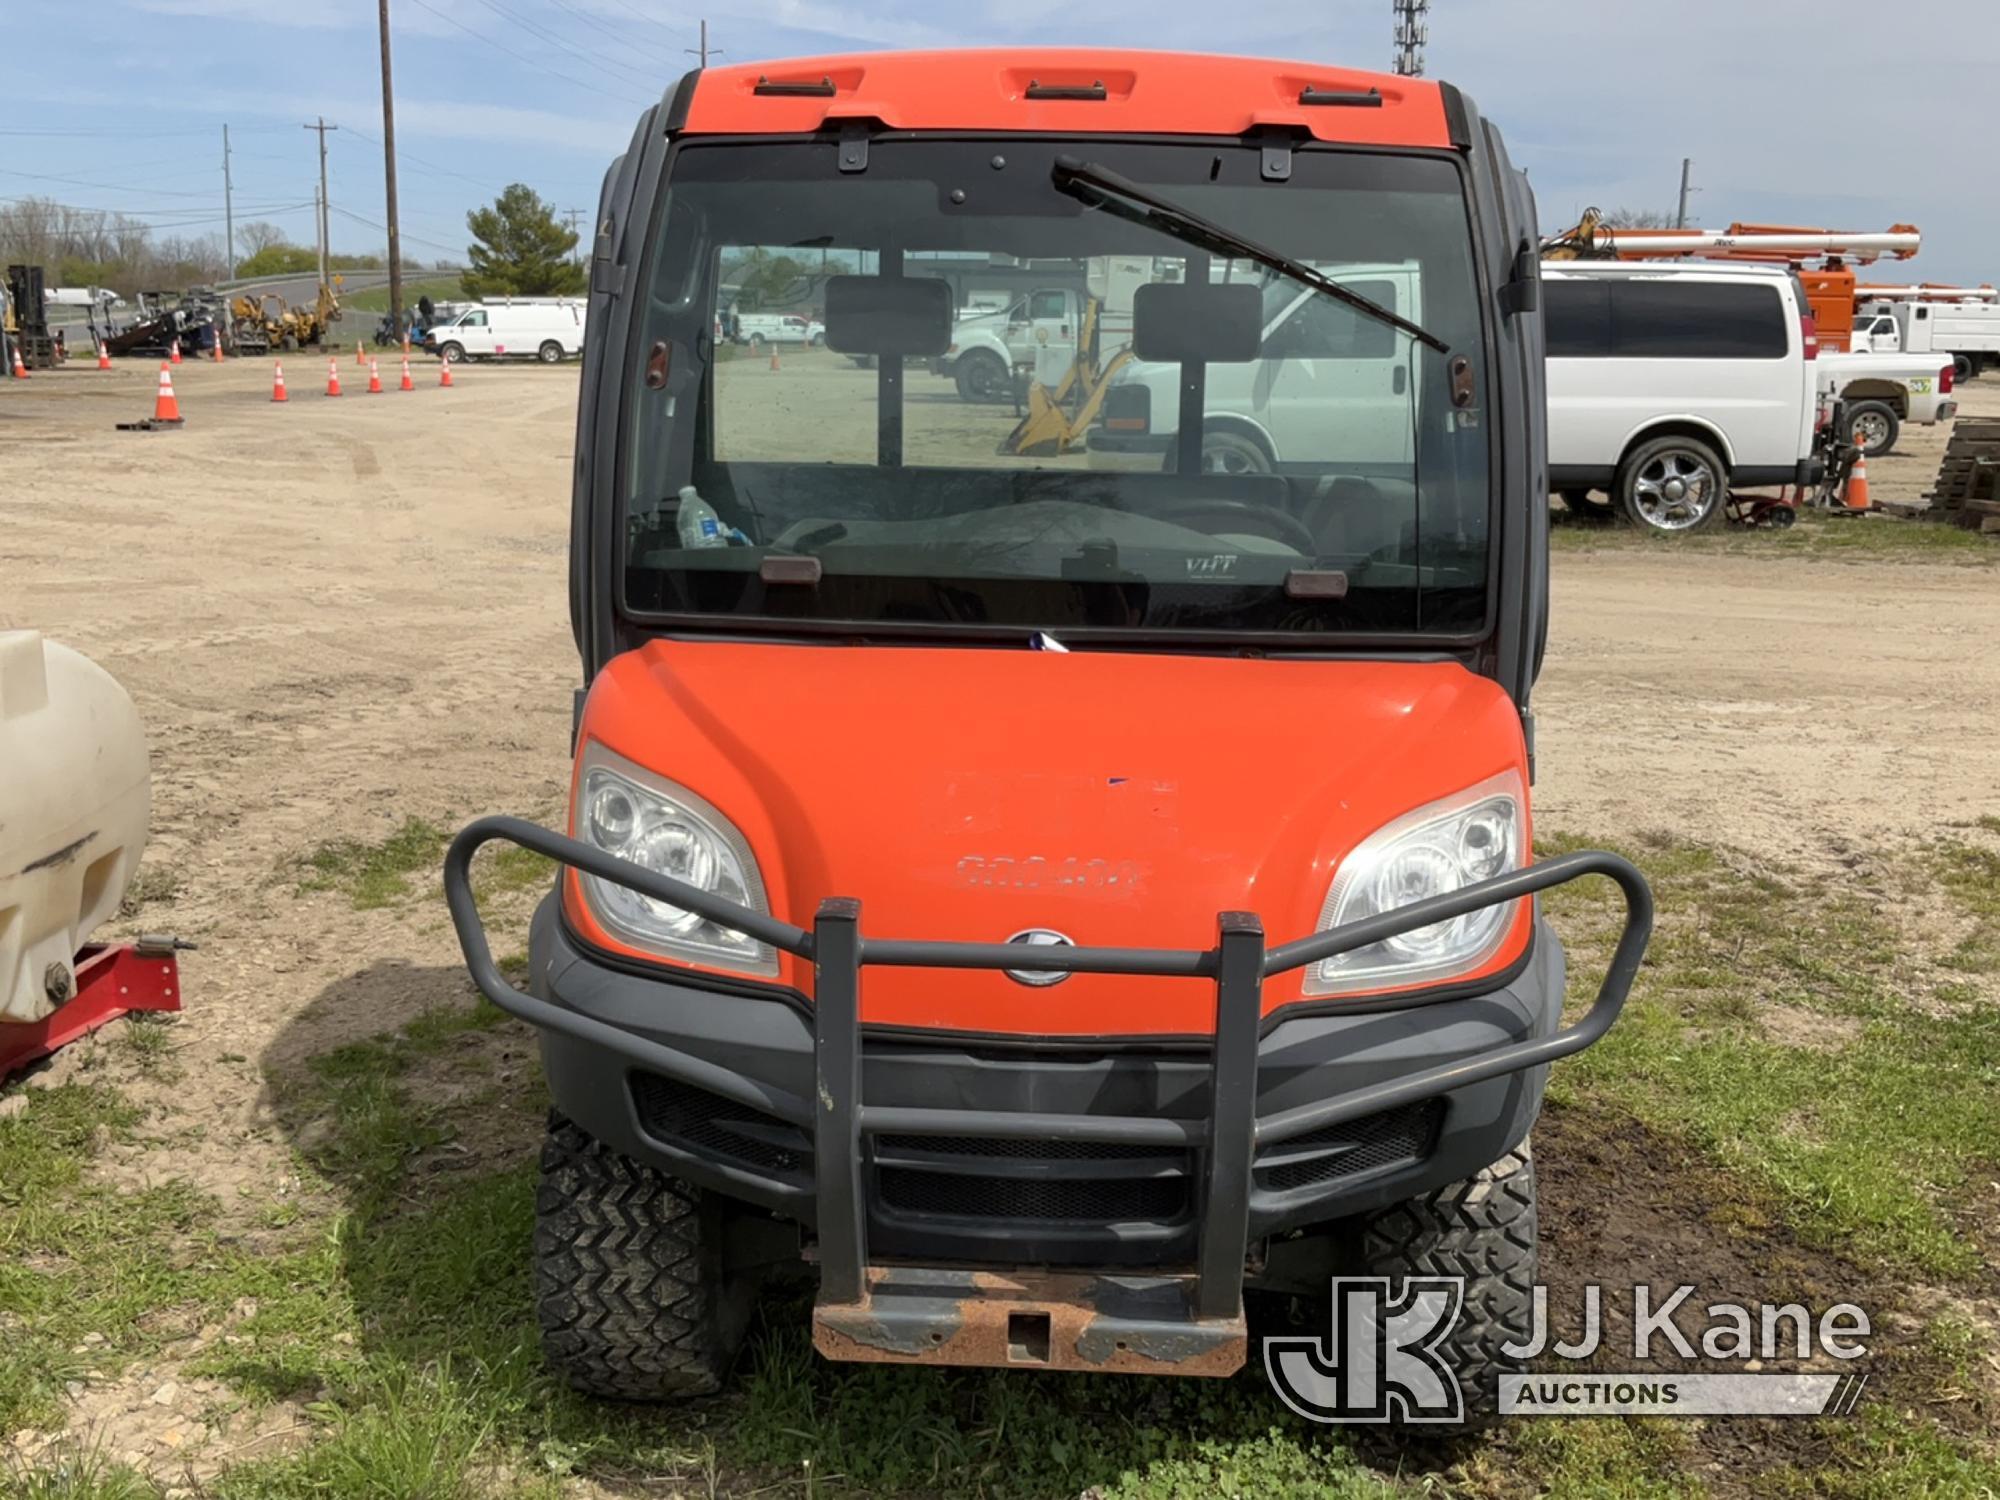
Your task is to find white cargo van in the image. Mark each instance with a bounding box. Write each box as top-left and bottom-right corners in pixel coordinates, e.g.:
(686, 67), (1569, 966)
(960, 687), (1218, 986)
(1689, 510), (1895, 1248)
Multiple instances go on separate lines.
(428, 298), (585, 363)
(1088, 262), (1422, 477)
(1542, 263), (1820, 532)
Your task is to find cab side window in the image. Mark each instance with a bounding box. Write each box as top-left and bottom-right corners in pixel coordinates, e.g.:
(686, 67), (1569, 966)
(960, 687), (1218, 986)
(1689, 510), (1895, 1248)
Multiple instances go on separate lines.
(1262, 280), (1398, 360)
(1027, 290), (1067, 320)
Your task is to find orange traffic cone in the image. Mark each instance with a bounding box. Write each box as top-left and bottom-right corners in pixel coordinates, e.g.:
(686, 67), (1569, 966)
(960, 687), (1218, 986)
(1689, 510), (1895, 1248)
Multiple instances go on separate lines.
(1843, 448), (1871, 511)
(356, 340), (366, 367)
(96, 341), (111, 370)
(768, 347), (782, 371)
(9, 343), (28, 379)
(272, 362), (289, 403)
(152, 363), (183, 425)
(169, 338), (182, 366)
(366, 358), (383, 394)
(212, 330), (225, 363)
(398, 355), (414, 392)
(439, 359), (454, 388)
(325, 358), (342, 398)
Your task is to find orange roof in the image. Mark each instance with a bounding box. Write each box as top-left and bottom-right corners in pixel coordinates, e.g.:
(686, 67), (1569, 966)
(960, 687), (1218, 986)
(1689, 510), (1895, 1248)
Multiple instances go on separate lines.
(679, 49), (1452, 149)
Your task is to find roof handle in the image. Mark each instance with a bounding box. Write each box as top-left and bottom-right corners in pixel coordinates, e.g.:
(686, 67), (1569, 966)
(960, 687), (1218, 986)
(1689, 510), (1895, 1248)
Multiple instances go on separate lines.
(755, 75), (836, 97)
(1026, 80), (1107, 101)
(1298, 86), (1383, 108)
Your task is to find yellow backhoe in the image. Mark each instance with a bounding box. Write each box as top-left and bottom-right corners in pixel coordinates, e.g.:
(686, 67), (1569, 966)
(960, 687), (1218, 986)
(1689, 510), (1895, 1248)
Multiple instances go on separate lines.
(999, 297), (1134, 459)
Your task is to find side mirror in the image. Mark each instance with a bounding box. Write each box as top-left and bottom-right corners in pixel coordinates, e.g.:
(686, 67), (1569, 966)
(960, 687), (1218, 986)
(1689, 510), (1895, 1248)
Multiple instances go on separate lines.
(823, 276), (952, 357)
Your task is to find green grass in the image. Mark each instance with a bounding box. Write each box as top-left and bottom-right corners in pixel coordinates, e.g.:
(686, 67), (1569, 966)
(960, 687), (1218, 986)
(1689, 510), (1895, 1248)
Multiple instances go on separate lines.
(1541, 830), (2000, 1278)
(3, 1446), (165, 1500)
(296, 817), (450, 910)
(339, 276), (464, 317)
(17, 828), (2000, 1496)
(1550, 507), (2000, 563)
(294, 816), (554, 913)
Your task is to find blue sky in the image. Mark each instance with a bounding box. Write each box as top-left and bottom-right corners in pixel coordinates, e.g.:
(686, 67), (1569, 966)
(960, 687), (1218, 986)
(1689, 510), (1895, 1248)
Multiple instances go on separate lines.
(7, 0), (1997, 283)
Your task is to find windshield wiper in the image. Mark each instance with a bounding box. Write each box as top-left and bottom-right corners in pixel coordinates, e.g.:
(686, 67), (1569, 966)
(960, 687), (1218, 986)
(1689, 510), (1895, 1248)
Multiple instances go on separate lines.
(1049, 155), (1449, 355)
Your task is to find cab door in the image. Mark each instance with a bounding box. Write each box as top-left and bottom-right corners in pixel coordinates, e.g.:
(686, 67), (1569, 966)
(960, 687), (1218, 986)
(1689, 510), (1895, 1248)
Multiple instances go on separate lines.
(454, 308), (493, 355)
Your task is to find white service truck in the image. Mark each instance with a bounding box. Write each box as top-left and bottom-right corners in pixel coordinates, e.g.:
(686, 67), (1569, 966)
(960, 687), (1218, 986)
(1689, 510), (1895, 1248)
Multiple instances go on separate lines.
(931, 257), (1150, 403)
(1855, 299), (2000, 383)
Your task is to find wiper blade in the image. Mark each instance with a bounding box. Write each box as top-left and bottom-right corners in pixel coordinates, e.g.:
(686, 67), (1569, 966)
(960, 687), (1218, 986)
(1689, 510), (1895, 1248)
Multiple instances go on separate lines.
(1050, 155), (1449, 355)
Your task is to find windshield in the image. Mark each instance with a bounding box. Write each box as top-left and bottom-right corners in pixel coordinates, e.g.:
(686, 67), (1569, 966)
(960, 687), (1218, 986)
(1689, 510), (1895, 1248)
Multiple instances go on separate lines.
(623, 139), (1491, 640)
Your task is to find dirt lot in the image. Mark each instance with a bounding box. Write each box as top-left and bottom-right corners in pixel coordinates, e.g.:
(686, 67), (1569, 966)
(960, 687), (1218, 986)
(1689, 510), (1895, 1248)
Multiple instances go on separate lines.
(2, 350), (1997, 1496)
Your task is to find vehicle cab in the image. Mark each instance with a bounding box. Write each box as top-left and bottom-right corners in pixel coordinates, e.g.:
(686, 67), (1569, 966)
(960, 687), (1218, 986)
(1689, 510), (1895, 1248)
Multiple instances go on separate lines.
(445, 49), (1651, 1414)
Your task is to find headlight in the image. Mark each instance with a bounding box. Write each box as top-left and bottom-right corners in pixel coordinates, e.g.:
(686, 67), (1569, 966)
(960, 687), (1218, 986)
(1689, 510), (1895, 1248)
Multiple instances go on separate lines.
(1302, 771), (1525, 997)
(572, 745), (777, 976)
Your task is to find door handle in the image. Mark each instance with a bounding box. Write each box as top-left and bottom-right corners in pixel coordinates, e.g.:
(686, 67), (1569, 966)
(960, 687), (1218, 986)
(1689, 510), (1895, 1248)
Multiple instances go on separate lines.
(1392, 366), (1407, 395)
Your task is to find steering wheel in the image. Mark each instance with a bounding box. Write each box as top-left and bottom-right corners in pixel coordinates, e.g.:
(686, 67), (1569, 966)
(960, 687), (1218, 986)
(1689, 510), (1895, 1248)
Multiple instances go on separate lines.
(1147, 498), (1318, 556)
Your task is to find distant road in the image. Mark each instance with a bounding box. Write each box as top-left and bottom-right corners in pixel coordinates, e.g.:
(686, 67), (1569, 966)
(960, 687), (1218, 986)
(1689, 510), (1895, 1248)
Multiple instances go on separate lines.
(45, 269), (449, 331)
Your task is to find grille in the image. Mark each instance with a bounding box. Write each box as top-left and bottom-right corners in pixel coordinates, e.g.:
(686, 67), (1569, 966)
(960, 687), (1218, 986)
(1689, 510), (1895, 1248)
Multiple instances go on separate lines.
(1255, 1099), (1442, 1194)
(878, 1167), (1189, 1223)
(630, 1073), (811, 1178)
(875, 1134), (1184, 1163)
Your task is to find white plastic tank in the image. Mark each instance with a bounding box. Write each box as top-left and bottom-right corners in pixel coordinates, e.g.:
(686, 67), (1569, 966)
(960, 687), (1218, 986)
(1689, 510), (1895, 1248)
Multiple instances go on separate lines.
(0, 632), (151, 1023)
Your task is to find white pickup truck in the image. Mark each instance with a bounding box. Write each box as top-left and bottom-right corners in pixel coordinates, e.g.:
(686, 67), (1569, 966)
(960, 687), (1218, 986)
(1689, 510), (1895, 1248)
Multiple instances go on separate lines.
(1818, 349), (1958, 456)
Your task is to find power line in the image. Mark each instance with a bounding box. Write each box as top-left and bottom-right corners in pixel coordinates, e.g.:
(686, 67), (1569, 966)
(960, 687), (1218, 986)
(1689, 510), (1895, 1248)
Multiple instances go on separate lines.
(541, 0), (684, 67)
(463, 0), (668, 93)
(401, 0), (653, 107)
(340, 122), (507, 195)
(329, 202), (463, 258)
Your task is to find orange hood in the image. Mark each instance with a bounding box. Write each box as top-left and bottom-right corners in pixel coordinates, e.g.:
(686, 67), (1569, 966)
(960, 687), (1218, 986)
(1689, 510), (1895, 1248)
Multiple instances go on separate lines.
(569, 639), (1530, 1037)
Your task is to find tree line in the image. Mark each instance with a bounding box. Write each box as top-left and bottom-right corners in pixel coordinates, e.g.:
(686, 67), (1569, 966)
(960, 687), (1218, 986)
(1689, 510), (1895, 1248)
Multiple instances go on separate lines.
(1, 182), (588, 300)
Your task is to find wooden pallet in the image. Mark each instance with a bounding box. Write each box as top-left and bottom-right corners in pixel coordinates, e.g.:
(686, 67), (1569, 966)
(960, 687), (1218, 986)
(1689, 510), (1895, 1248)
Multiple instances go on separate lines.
(1925, 420), (2000, 526)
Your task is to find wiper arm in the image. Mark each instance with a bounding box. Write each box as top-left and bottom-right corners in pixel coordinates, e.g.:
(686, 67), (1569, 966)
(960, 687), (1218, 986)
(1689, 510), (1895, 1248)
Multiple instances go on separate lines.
(1050, 155), (1449, 355)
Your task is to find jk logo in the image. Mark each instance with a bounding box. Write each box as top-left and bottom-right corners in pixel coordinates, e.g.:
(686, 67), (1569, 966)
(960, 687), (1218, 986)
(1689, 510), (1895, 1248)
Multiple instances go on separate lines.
(1264, 1277), (1466, 1424)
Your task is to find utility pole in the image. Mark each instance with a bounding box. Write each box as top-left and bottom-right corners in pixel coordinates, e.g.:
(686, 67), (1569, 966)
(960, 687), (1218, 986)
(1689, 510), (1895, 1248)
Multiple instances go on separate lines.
(1392, 0), (1429, 77)
(686, 19), (720, 68)
(1676, 157), (1695, 229)
(378, 0), (403, 334)
(222, 125), (235, 279)
(561, 208), (586, 265)
(303, 117), (337, 289)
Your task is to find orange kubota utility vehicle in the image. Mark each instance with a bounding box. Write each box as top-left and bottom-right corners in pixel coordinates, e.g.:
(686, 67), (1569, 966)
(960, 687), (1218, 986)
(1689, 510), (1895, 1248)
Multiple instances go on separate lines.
(445, 50), (1654, 1420)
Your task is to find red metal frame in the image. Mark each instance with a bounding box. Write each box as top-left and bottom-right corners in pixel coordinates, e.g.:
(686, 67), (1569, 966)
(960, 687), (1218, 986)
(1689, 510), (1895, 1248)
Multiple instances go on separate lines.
(0, 944), (183, 1078)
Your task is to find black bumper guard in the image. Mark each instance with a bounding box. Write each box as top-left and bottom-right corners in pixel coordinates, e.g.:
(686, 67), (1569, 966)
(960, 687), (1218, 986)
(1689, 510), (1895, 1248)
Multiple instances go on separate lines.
(443, 816), (1650, 1349)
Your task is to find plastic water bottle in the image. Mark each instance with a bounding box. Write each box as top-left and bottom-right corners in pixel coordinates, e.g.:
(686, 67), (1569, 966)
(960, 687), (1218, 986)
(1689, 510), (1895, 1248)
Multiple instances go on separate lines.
(676, 485), (726, 549)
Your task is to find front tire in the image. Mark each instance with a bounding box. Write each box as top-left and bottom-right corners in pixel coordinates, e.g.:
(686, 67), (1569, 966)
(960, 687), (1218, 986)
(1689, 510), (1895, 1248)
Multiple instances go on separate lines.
(1845, 399), (1900, 457)
(1616, 434), (1727, 533)
(534, 1114), (737, 1401)
(1358, 1143), (1537, 1424)
(1201, 429), (1274, 476)
(954, 349), (1010, 404)
(439, 341), (465, 364)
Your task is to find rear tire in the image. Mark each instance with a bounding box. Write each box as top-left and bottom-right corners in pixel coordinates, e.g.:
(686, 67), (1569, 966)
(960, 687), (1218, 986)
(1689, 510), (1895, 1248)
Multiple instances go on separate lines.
(1845, 399), (1899, 457)
(1616, 434), (1727, 533)
(534, 1113), (736, 1401)
(1952, 352), (1975, 384)
(1358, 1143), (1537, 1425)
(538, 340), (564, 364)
